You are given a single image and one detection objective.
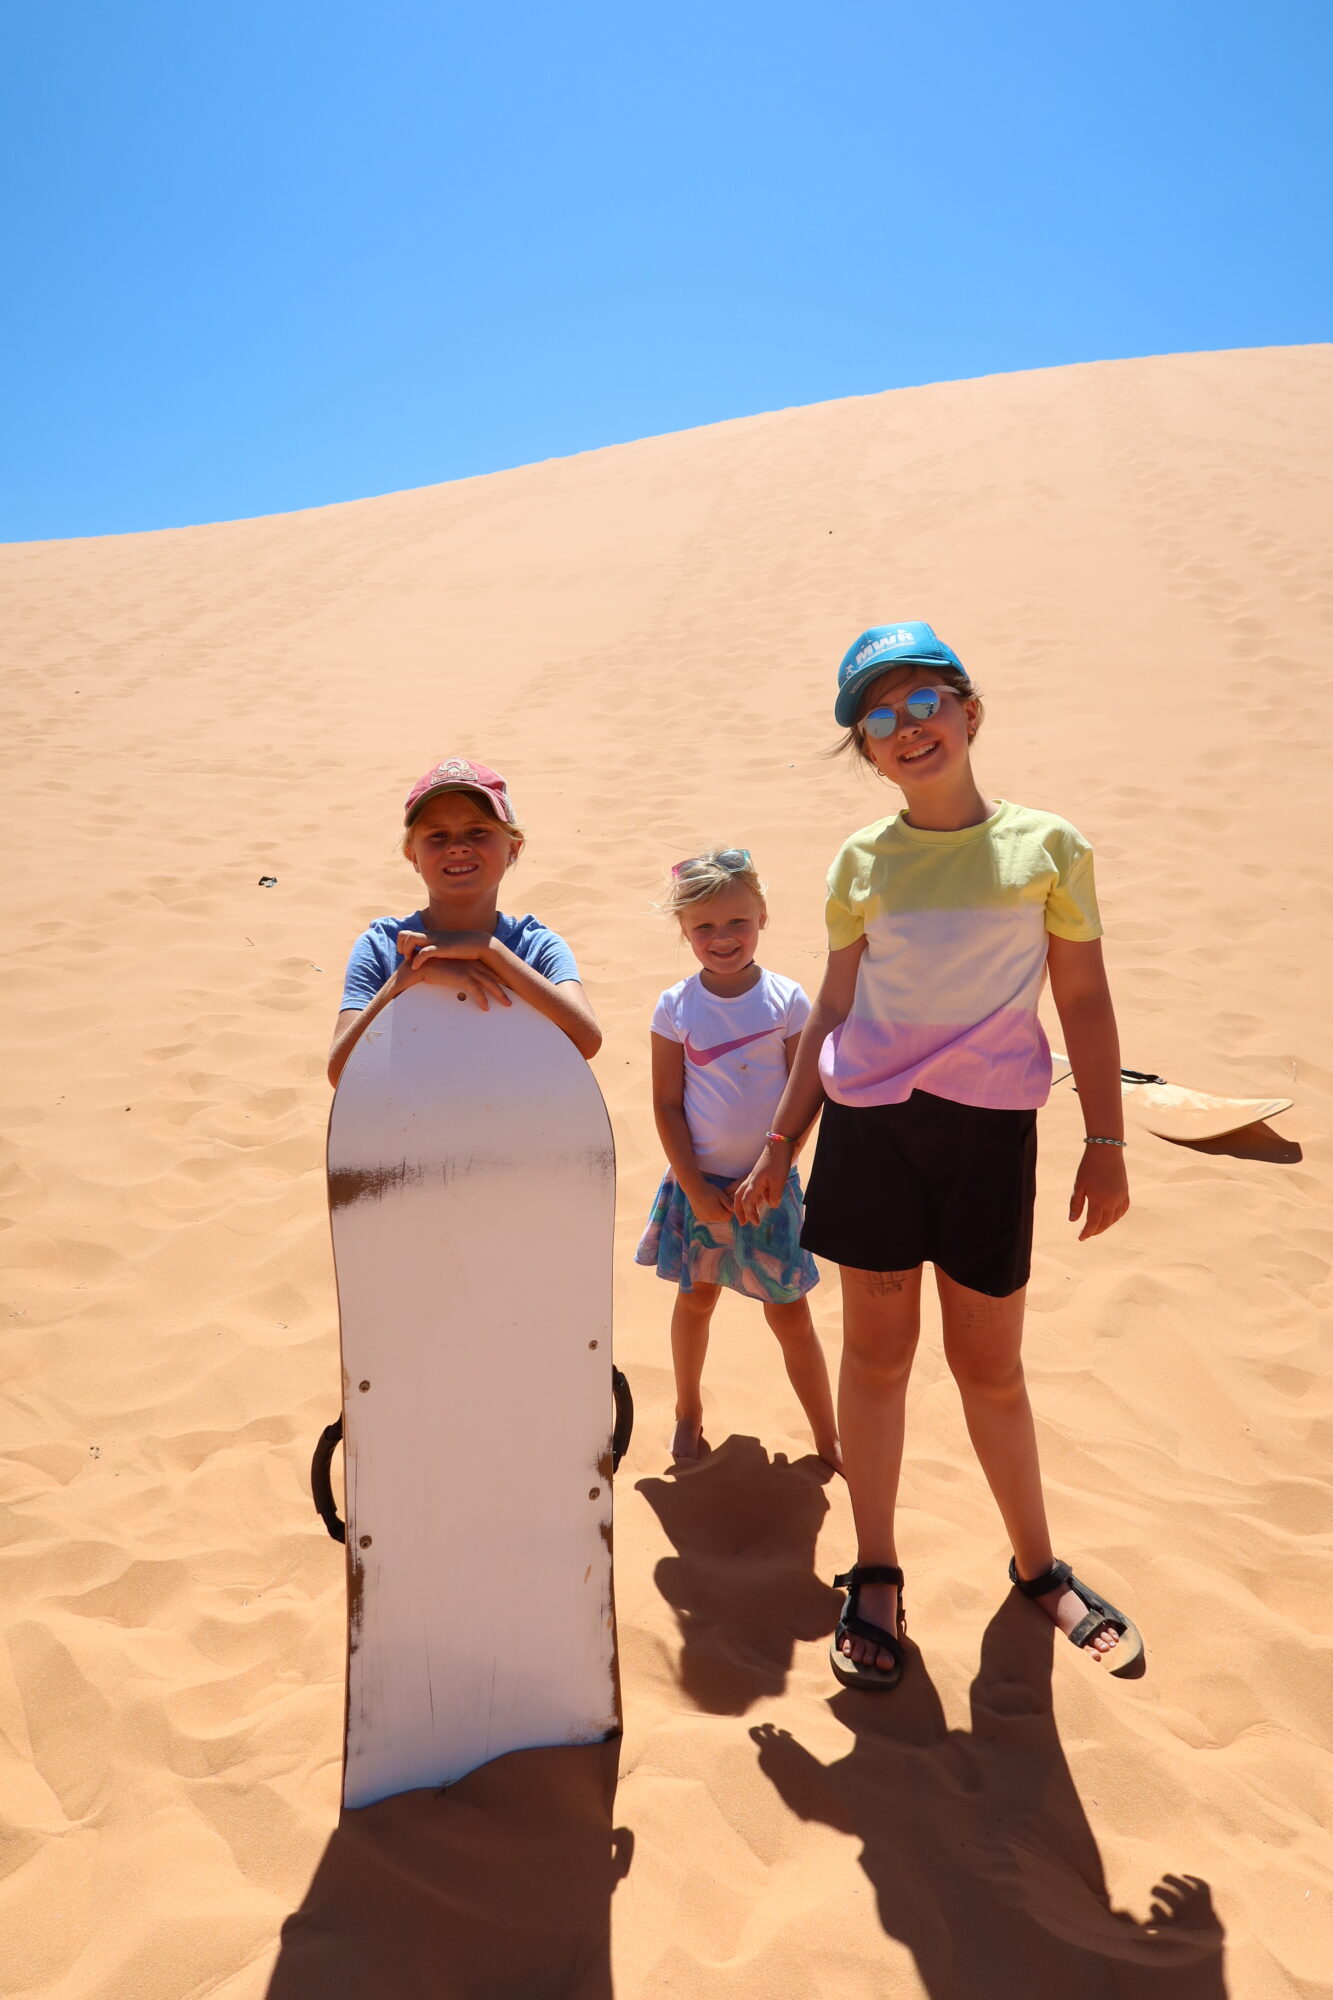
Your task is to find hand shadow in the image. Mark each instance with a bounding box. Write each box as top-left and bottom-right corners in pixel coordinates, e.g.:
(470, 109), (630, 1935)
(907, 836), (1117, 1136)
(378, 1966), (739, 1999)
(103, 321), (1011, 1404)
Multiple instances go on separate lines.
(265, 1739), (630, 2000)
(752, 1597), (1227, 2000)
(636, 1433), (838, 1714)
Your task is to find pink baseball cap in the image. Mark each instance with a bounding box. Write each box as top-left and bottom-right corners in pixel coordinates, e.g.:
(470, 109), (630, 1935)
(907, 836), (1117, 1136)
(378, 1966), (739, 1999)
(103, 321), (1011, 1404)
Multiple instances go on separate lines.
(403, 756), (515, 826)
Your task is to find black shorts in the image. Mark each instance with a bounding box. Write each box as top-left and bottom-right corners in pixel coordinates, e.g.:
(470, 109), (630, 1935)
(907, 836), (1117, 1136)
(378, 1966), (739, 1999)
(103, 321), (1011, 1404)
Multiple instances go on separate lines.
(801, 1091), (1037, 1299)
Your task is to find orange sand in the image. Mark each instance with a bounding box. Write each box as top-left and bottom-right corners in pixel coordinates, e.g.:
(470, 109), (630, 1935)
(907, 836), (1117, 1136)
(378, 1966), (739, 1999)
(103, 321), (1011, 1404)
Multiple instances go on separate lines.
(2, 346), (1330, 1998)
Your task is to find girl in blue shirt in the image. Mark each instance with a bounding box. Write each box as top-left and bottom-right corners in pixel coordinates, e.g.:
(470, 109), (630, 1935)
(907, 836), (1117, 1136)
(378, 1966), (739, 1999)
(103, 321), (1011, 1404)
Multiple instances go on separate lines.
(329, 756), (600, 1087)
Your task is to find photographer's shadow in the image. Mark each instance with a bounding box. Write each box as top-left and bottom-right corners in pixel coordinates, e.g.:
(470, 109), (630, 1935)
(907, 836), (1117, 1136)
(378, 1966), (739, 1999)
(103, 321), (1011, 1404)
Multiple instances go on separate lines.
(753, 1599), (1227, 1999)
(637, 1433), (837, 1713)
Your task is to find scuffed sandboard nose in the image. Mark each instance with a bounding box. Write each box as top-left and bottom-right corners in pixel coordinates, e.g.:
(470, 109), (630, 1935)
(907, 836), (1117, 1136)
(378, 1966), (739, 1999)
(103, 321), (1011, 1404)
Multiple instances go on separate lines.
(1122, 1082), (1293, 1145)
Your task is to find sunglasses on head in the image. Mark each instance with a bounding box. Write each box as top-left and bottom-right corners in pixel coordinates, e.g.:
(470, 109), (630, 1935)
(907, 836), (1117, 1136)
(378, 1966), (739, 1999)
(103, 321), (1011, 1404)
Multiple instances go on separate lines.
(858, 685), (961, 739)
(671, 846), (752, 880)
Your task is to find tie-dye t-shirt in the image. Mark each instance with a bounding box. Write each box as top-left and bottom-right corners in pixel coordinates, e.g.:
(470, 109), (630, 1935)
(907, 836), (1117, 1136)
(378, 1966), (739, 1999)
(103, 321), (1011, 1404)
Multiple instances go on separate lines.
(819, 800), (1101, 1112)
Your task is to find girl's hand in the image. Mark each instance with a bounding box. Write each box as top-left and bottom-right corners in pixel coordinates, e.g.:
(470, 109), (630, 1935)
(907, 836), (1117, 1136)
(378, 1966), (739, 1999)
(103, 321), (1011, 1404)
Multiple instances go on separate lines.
(1069, 1144), (1130, 1240)
(687, 1180), (734, 1227)
(397, 928), (497, 963)
(733, 1142), (791, 1226)
(395, 932), (512, 1011)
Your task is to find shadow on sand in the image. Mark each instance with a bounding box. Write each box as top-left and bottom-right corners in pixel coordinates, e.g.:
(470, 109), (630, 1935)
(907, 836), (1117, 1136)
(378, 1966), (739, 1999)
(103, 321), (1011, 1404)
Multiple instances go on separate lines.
(265, 1737), (629, 2000)
(636, 1432), (838, 1713)
(646, 1432), (1226, 1997)
(753, 1599), (1228, 2000)
(1170, 1119), (1301, 1164)
(271, 1439), (1227, 1999)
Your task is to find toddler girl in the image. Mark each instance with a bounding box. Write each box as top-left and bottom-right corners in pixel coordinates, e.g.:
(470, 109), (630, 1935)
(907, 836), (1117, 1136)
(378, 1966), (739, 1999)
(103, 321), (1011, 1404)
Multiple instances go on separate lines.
(736, 626), (1142, 1689)
(329, 755), (600, 1086)
(636, 848), (839, 1469)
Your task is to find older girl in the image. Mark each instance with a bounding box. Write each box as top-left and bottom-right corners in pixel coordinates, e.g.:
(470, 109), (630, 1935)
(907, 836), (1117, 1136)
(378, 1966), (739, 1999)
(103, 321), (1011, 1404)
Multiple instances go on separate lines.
(736, 625), (1142, 1689)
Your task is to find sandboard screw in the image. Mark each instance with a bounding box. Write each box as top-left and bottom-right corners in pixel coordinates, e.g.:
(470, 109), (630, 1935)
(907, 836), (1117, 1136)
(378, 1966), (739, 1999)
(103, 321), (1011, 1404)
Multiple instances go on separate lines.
(359, 1535), (373, 1548)
(588, 1340), (598, 1349)
(359, 1380), (370, 1391)
(588, 1487), (600, 1500)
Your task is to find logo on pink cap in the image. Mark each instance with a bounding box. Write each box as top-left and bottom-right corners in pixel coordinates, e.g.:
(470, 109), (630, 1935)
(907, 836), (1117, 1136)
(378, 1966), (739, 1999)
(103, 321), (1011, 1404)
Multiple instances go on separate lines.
(403, 757), (514, 825)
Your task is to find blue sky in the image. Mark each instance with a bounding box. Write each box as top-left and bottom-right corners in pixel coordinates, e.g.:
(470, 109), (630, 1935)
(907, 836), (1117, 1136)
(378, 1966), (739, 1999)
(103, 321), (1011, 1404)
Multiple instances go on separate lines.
(3, 1), (1328, 541)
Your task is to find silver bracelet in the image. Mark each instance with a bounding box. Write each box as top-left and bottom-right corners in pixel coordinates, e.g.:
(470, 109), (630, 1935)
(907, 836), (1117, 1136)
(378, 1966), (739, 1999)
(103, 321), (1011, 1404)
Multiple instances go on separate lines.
(1083, 1134), (1126, 1147)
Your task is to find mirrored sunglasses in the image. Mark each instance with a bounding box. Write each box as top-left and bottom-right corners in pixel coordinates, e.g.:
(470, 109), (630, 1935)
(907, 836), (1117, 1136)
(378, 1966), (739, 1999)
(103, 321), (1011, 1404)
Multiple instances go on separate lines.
(671, 846), (752, 880)
(859, 686), (957, 739)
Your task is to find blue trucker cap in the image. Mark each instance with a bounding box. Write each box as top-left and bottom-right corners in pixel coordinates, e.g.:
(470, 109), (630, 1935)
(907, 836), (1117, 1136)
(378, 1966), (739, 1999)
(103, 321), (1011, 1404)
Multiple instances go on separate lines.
(834, 622), (969, 727)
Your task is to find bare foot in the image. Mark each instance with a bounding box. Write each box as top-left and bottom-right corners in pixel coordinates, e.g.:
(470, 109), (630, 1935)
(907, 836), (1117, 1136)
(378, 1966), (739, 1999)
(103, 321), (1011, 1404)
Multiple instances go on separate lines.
(1036, 1582), (1121, 1661)
(839, 1578), (901, 1672)
(670, 1414), (705, 1461)
(816, 1437), (845, 1477)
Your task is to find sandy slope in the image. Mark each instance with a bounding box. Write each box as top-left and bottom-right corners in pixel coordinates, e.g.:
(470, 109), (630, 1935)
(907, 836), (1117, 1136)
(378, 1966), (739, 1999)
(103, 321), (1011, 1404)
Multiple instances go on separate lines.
(1, 345), (1331, 1999)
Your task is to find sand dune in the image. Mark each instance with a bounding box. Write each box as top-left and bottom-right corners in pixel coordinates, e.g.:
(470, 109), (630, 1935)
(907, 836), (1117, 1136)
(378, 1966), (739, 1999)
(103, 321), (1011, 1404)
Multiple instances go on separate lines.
(2, 345), (1331, 1998)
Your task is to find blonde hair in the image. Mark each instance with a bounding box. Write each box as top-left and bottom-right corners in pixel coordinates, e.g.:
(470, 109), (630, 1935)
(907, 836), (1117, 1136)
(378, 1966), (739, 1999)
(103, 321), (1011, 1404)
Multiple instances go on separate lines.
(830, 662), (984, 767)
(661, 847), (767, 921)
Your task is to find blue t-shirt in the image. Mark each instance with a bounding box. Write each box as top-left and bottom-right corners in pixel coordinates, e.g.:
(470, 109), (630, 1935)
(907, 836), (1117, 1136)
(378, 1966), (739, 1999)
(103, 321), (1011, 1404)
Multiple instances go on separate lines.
(339, 911), (580, 1012)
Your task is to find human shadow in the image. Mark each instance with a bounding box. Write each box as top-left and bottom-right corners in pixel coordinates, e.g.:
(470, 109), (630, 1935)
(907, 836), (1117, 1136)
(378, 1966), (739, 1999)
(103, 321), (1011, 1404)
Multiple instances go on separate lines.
(265, 1738), (630, 2000)
(636, 1433), (837, 1714)
(752, 1598), (1227, 1999)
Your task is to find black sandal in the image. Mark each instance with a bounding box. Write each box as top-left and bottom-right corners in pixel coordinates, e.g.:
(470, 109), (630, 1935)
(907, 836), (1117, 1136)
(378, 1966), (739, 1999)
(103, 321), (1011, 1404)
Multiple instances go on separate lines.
(1009, 1556), (1144, 1673)
(829, 1563), (906, 1691)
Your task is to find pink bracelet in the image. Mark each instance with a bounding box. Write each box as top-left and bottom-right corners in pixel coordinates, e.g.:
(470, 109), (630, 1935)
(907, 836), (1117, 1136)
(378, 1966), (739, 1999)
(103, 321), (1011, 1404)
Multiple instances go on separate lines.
(765, 1129), (793, 1147)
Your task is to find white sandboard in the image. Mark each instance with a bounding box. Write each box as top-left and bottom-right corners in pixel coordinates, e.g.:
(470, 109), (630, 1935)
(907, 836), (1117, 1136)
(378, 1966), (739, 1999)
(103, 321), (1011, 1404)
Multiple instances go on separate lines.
(1120, 1081), (1293, 1144)
(1050, 1054), (1293, 1143)
(327, 983), (619, 1810)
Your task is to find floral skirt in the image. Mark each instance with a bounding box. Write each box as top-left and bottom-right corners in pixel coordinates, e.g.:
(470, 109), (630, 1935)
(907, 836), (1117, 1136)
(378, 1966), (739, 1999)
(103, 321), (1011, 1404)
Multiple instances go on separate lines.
(635, 1168), (820, 1304)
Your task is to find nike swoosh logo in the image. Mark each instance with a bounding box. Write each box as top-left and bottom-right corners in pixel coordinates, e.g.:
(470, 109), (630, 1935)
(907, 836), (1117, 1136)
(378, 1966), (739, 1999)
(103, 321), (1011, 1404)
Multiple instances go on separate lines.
(683, 1028), (777, 1066)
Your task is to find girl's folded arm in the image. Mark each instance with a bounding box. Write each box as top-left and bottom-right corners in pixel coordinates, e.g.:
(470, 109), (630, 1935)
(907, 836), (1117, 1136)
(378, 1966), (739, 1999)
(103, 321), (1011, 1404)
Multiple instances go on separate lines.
(328, 945), (600, 1087)
(330, 929), (510, 1087)
(405, 933), (601, 1058)
(485, 942), (602, 1057)
(327, 975), (405, 1087)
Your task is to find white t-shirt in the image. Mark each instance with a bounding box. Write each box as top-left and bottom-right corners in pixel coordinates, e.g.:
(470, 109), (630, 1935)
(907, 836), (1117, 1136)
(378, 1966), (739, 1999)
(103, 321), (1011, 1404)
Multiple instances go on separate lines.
(652, 968), (812, 1179)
